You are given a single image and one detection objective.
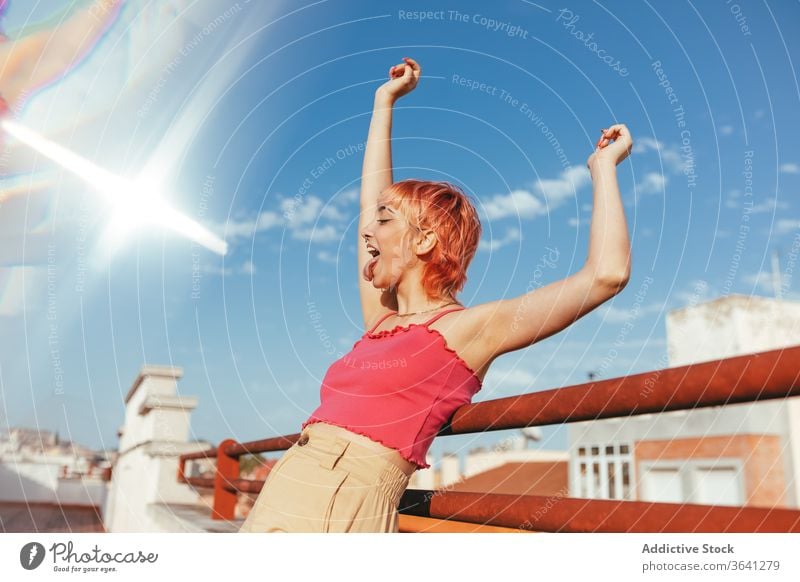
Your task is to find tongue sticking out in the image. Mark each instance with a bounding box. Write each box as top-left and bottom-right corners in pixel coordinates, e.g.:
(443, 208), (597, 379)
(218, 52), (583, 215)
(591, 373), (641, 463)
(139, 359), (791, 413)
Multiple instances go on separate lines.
(362, 256), (379, 282)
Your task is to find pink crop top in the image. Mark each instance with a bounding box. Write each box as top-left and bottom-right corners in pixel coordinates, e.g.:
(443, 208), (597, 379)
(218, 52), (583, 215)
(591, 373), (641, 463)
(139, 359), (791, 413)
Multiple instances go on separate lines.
(301, 306), (482, 469)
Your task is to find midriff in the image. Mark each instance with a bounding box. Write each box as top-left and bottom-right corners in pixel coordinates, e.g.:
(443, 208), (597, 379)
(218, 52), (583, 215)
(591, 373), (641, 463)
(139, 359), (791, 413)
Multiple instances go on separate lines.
(302, 421), (417, 476)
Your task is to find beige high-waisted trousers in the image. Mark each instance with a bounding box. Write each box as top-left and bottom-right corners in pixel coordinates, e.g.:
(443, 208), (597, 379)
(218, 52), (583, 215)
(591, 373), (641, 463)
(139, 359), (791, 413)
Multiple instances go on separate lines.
(238, 422), (417, 533)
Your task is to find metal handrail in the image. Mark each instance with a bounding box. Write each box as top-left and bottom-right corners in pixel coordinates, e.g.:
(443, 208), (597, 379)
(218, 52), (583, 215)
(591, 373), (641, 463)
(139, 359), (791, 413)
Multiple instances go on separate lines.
(177, 344), (800, 531)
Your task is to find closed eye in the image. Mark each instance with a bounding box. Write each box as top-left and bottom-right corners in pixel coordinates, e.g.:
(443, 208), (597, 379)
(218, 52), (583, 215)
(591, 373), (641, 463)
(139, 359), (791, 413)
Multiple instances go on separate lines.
(377, 219), (390, 224)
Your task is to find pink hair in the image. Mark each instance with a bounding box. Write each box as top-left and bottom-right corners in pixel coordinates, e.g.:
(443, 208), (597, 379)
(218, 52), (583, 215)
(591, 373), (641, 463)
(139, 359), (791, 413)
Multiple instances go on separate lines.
(384, 179), (482, 300)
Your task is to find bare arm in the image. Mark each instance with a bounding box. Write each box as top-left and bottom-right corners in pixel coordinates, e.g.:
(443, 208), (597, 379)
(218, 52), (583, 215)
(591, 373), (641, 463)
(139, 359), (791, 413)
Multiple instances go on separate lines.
(582, 124), (633, 285)
(474, 124), (633, 357)
(361, 91), (396, 211)
(358, 58), (421, 328)
(1, 0), (126, 102)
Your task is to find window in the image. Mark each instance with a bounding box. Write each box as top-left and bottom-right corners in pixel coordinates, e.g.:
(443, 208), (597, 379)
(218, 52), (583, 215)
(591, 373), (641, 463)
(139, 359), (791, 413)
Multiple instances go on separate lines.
(571, 441), (633, 500)
(579, 463), (588, 497)
(693, 465), (740, 505)
(622, 462), (631, 499)
(639, 460), (743, 505)
(641, 467), (682, 503)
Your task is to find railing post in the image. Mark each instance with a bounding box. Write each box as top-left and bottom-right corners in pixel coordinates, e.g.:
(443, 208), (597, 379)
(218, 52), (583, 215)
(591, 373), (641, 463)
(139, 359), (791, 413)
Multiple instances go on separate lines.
(212, 439), (239, 521)
(177, 457), (186, 484)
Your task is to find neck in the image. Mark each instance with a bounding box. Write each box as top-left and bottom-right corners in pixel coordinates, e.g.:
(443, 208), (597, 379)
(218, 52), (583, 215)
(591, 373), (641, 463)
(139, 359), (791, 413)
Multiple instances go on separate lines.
(391, 278), (456, 315)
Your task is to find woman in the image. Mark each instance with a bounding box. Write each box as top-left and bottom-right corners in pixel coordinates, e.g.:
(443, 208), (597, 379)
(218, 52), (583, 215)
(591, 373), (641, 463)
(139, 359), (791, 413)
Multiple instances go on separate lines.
(239, 57), (632, 533)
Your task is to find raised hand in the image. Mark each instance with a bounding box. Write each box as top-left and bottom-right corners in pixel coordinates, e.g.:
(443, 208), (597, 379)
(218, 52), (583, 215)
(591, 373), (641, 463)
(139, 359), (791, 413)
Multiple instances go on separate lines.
(587, 123), (634, 169)
(376, 57), (421, 103)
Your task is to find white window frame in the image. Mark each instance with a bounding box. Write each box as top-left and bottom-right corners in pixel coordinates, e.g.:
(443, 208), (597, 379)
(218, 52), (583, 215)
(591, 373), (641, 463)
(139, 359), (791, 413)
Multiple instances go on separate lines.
(572, 441), (633, 500)
(638, 458), (744, 505)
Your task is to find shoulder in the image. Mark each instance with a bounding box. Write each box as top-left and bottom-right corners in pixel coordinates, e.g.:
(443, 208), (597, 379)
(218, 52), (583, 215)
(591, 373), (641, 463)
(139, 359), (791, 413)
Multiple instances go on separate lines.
(429, 303), (499, 381)
(365, 309), (397, 333)
(429, 303), (495, 346)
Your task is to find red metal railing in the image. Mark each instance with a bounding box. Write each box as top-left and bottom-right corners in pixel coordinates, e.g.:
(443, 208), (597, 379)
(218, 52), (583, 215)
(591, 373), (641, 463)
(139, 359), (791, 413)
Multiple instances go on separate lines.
(177, 344), (800, 532)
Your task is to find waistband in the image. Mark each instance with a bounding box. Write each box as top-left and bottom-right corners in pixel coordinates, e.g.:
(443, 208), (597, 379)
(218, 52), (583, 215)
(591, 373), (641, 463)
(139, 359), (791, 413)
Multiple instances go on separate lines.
(300, 422), (417, 478)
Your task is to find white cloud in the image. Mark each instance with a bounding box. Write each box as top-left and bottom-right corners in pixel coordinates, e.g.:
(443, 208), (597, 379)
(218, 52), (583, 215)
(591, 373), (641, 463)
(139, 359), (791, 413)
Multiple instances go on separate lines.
(633, 137), (687, 175)
(595, 300), (665, 324)
(780, 163), (799, 174)
(335, 188), (359, 205)
(216, 193), (354, 248)
(214, 211), (282, 240)
(200, 260), (257, 277)
(776, 219), (800, 235)
(478, 227), (521, 251)
(751, 199), (788, 213)
(534, 165), (592, 204)
(719, 125), (734, 136)
(633, 137), (660, 154)
(671, 279), (713, 306)
(636, 172), (667, 195)
(320, 205), (347, 221)
(741, 270), (792, 295)
(201, 264), (232, 276)
(480, 166), (591, 222)
(317, 250), (339, 264)
(281, 196), (324, 225)
(291, 224), (341, 243)
(726, 197), (788, 213)
(482, 189), (545, 220)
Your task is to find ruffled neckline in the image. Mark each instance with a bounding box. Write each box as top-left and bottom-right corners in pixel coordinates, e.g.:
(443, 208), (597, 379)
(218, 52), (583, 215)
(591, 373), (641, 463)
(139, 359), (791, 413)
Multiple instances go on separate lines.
(362, 323), (483, 390)
(364, 322), (427, 339)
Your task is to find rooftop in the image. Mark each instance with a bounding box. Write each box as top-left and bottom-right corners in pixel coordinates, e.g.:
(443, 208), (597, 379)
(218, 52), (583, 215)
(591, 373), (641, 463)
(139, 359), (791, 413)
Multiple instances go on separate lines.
(449, 460), (568, 497)
(0, 502), (105, 533)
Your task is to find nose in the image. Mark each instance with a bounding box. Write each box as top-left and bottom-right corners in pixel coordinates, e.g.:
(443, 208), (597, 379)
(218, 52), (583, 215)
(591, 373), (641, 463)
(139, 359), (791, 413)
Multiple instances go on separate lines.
(361, 223), (375, 241)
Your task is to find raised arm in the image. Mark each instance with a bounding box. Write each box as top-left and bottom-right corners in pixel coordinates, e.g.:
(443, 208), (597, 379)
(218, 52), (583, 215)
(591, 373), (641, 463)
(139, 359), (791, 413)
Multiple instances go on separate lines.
(358, 57), (421, 328)
(0, 0), (126, 107)
(473, 124), (633, 358)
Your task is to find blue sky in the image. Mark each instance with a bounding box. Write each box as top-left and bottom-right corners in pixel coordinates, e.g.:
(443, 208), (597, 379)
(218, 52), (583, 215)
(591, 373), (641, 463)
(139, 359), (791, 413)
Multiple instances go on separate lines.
(1, 0), (798, 466)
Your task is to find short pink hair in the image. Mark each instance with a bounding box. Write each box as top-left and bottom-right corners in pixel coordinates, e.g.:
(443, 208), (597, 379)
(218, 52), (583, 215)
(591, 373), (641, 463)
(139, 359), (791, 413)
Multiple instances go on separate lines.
(383, 179), (482, 300)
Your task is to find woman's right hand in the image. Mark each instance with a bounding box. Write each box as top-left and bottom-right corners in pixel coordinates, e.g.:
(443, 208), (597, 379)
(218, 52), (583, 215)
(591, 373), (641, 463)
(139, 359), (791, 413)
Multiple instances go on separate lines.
(376, 57), (421, 103)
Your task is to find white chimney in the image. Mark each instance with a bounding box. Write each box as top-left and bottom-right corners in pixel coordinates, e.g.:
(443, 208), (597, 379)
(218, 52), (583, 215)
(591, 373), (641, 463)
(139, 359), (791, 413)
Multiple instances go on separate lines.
(105, 365), (204, 532)
(439, 452), (461, 487)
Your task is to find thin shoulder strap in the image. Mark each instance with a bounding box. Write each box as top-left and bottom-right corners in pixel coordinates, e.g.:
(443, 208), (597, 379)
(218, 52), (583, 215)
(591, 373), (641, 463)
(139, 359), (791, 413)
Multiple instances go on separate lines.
(423, 306), (465, 327)
(367, 311), (397, 334)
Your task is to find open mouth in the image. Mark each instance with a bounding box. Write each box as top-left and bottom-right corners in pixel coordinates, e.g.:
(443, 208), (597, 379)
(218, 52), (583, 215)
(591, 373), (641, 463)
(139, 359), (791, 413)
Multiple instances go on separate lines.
(363, 247), (381, 282)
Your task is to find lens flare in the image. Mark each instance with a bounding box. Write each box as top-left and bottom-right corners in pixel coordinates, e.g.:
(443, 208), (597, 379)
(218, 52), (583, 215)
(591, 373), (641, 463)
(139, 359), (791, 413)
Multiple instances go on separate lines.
(1, 119), (228, 256)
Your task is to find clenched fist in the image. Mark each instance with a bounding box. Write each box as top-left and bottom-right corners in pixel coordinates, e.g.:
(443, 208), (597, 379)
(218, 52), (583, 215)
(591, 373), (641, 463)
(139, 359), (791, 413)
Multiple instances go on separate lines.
(376, 57), (421, 103)
(587, 123), (634, 170)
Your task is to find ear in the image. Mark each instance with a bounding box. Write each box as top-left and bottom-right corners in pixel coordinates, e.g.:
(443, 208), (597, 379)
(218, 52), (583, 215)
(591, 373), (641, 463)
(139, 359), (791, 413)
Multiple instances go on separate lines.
(415, 229), (438, 255)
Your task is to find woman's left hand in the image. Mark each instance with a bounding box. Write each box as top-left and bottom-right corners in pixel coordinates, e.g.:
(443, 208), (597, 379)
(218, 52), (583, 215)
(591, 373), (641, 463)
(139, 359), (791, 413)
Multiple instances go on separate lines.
(587, 123), (634, 169)
(377, 57), (421, 103)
